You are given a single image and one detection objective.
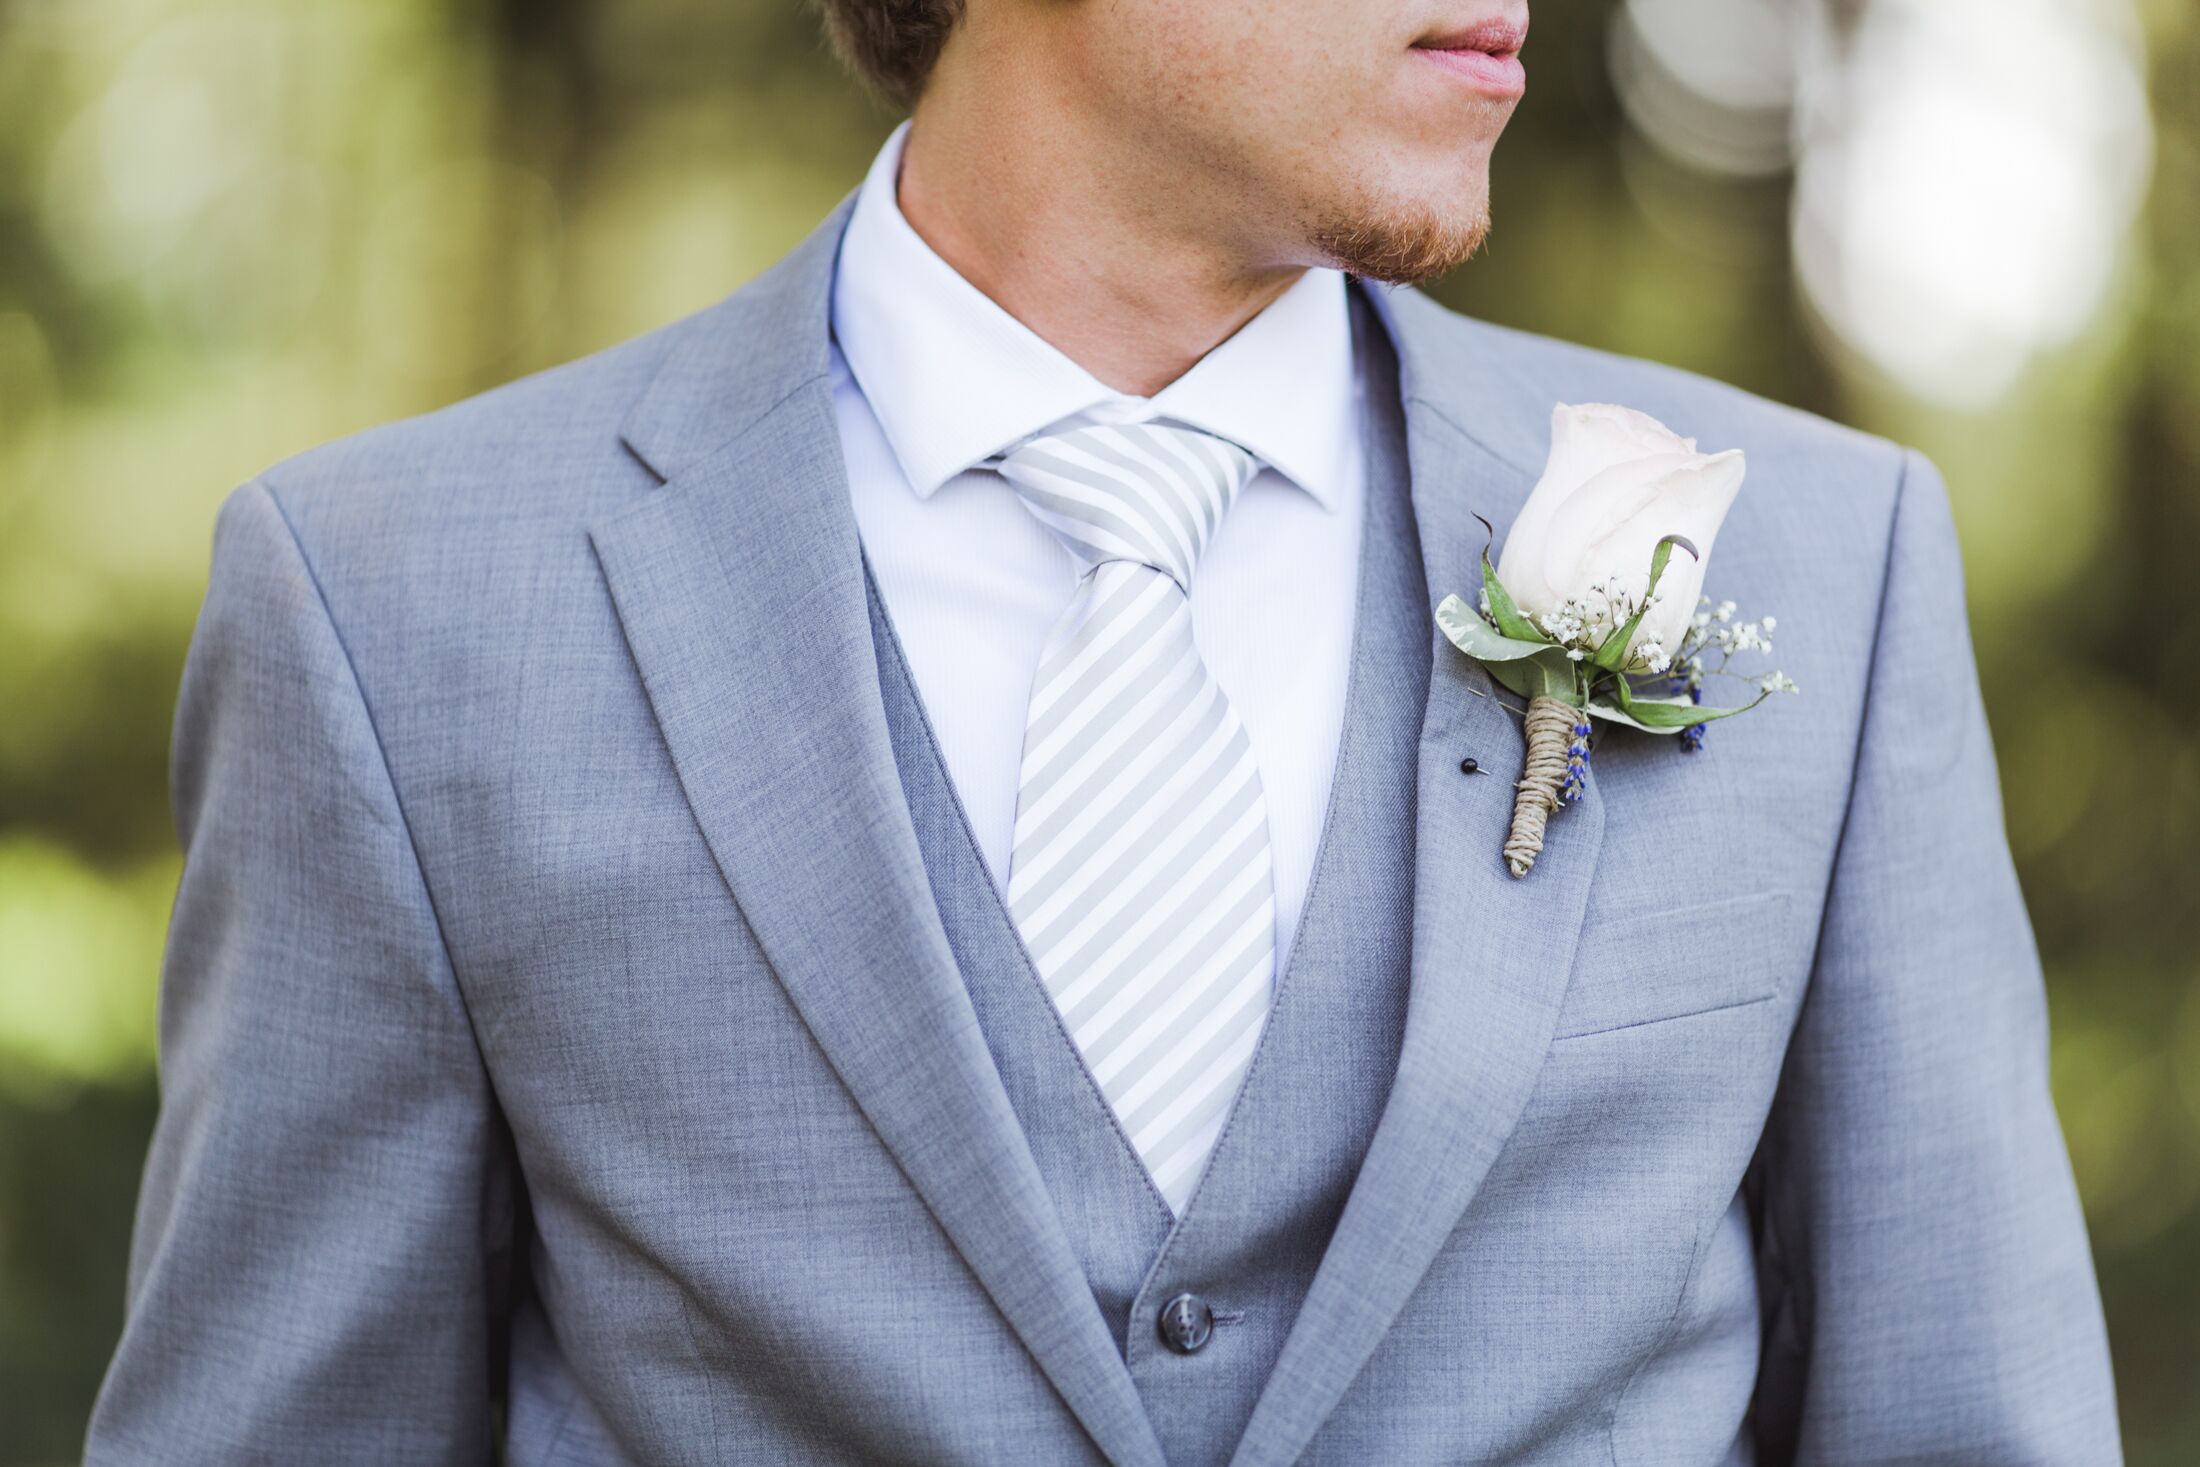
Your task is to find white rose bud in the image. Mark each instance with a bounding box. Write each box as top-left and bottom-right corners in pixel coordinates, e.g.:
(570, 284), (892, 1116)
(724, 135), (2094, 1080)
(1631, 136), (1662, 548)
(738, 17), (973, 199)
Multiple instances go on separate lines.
(1496, 403), (1746, 666)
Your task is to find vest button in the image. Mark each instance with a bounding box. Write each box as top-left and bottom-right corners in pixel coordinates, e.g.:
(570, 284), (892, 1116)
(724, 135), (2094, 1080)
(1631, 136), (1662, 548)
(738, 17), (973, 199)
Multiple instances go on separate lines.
(1157, 1292), (1215, 1355)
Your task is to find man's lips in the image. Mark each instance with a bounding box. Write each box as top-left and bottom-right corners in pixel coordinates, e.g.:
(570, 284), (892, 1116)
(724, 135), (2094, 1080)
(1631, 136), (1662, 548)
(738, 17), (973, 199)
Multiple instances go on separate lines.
(1413, 17), (1529, 97)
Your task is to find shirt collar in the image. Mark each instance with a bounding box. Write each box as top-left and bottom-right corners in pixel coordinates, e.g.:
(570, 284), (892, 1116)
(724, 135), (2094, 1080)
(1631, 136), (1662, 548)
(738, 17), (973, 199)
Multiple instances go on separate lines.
(830, 121), (1357, 509)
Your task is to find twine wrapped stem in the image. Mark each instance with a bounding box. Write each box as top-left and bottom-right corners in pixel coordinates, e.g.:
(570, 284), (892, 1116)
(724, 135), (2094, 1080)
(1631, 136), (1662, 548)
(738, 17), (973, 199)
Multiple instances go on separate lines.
(1506, 695), (1581, 878)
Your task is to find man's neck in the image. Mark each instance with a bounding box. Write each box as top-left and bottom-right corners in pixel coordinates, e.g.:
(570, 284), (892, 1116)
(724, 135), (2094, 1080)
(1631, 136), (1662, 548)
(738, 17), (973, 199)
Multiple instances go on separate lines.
(898, 80), (1305, 398)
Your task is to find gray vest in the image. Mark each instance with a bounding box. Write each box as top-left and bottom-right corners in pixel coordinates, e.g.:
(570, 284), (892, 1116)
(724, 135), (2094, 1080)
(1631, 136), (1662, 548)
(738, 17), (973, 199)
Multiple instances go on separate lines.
(865, 298), (1425, 1467)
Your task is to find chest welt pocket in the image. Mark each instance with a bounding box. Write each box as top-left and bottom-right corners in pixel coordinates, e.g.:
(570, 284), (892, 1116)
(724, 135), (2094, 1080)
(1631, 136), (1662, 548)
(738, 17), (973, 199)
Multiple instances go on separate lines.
(1552, 889), (1798, 1041)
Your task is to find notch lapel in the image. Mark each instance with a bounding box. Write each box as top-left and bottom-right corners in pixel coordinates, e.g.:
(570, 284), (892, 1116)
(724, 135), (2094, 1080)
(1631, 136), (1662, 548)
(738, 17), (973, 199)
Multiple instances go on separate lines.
(590, 203), (1164, 1467)
(1230, 287), (1605, 1467)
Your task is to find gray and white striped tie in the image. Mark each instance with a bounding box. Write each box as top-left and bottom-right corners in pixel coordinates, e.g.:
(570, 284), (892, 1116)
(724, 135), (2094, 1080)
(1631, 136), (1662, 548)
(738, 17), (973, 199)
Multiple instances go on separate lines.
(996, 421), (1275, 1214)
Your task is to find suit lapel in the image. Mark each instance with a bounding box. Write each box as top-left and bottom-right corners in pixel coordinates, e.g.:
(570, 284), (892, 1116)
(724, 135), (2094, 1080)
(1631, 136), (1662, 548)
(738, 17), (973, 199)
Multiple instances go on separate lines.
(590, 202), (1165, 1467)
(1231, 287), (1605, 1467)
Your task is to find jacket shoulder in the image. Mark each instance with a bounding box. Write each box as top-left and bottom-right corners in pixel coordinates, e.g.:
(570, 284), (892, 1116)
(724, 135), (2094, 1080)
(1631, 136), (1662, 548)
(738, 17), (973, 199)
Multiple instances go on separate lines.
(1379, 292), (1947, 725)
(1386, 289), (1907, 491)
(206, 305), (740, 694)
(252, 314), (689, 528)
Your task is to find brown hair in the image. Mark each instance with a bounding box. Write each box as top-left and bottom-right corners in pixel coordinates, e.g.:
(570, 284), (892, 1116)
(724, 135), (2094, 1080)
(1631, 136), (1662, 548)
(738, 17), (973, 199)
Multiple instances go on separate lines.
(813, 0), (964, 111)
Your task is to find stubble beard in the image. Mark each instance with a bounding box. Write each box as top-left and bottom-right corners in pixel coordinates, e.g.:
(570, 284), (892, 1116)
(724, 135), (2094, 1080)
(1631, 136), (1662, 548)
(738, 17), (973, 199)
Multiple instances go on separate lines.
(1309, 194), (1492, 287)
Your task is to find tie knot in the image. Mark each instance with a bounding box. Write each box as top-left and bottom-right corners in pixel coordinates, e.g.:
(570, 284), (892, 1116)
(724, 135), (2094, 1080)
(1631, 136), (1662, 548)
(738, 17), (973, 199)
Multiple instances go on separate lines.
(996, 422), (1259, 588)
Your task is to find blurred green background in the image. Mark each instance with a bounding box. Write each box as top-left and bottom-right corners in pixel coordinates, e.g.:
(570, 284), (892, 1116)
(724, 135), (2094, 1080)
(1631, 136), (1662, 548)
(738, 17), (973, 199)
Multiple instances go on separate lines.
(0, 0), (2194, 1460)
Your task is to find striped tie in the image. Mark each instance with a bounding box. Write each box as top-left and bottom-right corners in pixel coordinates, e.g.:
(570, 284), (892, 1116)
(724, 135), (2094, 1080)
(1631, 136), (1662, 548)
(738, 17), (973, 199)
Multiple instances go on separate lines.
(996, 422), (1275, 1214)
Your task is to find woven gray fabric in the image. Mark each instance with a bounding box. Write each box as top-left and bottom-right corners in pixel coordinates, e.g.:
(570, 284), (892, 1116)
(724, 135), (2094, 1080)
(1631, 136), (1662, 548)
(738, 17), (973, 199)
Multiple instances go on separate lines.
(84, 197), (2121, 1467)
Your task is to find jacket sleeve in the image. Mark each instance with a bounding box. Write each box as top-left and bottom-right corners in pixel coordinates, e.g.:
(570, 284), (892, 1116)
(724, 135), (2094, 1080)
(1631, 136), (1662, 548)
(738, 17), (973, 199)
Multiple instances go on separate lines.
(1749, 449), (2122, 1465)
(85, 481), (513, 1465)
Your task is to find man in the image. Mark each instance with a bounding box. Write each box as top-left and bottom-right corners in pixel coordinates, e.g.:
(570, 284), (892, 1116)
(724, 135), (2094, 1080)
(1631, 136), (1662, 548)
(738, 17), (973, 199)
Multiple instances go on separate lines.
(88, 0), (2120, 1463)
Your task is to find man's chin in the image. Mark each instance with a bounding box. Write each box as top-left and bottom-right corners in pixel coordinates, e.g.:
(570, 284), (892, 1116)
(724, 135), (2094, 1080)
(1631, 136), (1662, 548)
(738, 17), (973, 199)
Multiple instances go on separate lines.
(1309, 200), (1492, 286)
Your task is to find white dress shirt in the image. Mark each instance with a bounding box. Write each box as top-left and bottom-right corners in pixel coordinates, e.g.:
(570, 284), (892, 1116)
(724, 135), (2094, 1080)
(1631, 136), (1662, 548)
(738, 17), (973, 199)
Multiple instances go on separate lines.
(830, 123), (1365, 969)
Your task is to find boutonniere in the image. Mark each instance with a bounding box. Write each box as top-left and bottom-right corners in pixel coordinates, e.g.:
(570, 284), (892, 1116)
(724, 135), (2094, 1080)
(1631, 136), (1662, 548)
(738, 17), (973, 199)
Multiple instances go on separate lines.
(1436, 404), (1798, 878)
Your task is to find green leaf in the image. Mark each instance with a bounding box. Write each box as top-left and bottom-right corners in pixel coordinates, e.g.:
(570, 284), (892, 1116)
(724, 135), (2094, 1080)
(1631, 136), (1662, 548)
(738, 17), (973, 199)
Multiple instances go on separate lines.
(1471, 515), (1542, 642)
(1588, 671), (1683, 733)
(1436, 593), (1555, 662)
(1592, 534), (1698, 673)
(1488, 646), (1583, 702)
(1436, 594), (1580, 701)
(1590, 688), (1768, 731)
(1481, 558), (1541, 641)
(1586, 701), (1685, 735)
(1605, 673), (1648, 711)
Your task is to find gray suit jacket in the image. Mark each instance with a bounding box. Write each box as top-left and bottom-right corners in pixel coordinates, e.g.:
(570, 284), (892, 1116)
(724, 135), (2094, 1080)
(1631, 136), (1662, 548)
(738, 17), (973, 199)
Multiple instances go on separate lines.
(88, 200), (2120, 1465)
